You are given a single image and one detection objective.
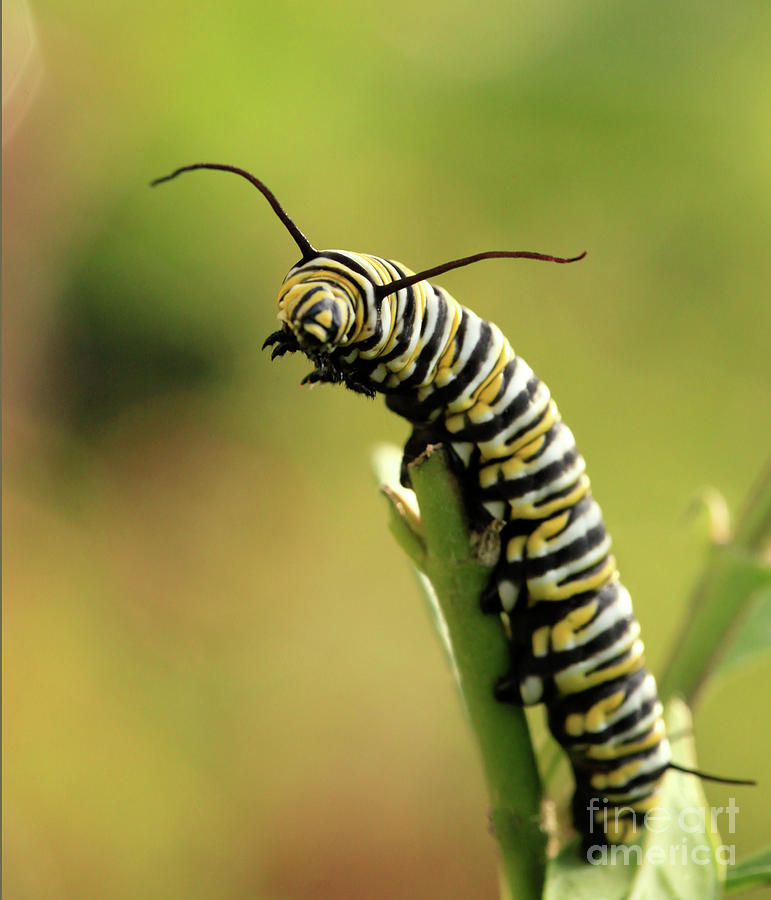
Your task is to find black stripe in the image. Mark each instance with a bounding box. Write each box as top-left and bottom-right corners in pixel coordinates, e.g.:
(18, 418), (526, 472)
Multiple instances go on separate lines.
(573, 737), (666, 777)
(491, 404), (552, 460)
(525, 521), (608, 579)
(476, 423), (559, 495)
(387, 312), (484, 421)
(579, 755), (669, 794)
(374, 286), (417, 365)
(521, 580), (621, 630)
(478, 446), (580, 502)
(584, 641), (639, 678)
(397, 288), (450, 388)
(317, 251), (378, 285)
(546, 667), (648, 718)
(489, 356), (519, 406)
(555, 550), (612, 590)
(529, 473), (584, 511)
(535, 613), (634, 676)
(554, 699), (658, 747)
(454, 375), (542, 443)
(420, 319), (502, 430)
(296, 285), (326, 304)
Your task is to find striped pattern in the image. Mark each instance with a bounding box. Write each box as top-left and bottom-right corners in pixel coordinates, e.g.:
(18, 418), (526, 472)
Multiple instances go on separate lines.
(267, 249), (671, 844)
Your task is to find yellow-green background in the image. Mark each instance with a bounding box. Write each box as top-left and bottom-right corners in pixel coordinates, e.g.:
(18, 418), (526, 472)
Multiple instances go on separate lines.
(3, 1), (770, 897)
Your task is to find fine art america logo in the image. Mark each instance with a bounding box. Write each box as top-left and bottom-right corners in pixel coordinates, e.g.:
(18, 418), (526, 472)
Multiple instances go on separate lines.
(585, 798), (739, 865)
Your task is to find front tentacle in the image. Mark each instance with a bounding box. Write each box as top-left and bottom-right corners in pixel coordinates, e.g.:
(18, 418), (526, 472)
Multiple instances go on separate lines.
(262, 329), (287, 349)
(262, 329), (300, 358)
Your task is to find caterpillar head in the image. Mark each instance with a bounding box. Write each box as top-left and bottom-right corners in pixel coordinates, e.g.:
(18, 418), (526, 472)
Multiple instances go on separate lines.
(275, 266), (360, 353)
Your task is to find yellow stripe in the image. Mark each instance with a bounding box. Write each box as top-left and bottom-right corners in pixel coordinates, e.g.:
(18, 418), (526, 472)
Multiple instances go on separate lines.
(563, 688), (625, 737)
(435, 302), (463, 368)
(519, 434), (547, 461)
(466, 401), (494, 425)
(506, 534), (527, 563)
(499, 453), (529, 479)
(556, 636), (645, 694)
(532, 625), (550, 658)
(585, 724), (666, 761)
(550, 600), (598, 651)
(527, 511), (571, 554)
(280, 266), (357, 295)
(364, 255), (396, 285)
(480, 399), (559, 460)
(585, 689), (626, 731)
(386, 284), (430, 376)
(476, 345), (512, 405)
(510, 473), (590, 522)
(565, 713), (584, 737)
(590, 758), (645, 791)
(529, 554), (616, 603)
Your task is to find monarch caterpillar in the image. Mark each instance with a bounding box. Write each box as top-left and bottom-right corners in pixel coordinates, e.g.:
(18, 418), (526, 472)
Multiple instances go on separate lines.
(152, 163), (753, 851)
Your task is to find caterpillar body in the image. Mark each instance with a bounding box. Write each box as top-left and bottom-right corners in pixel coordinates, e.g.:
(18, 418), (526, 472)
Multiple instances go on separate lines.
(151, 163), (747, 850)
(268, 246), (670, 844)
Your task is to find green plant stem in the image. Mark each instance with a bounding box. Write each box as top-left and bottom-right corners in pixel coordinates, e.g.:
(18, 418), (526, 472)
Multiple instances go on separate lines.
(379, 445), (546, 899)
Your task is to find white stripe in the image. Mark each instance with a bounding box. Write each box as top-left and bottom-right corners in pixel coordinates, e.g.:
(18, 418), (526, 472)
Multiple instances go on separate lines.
(567, 585), (634, 649)
(554, 631), (642, 691)
(528, 498), (605, 559)
(527, 533), (612, 591)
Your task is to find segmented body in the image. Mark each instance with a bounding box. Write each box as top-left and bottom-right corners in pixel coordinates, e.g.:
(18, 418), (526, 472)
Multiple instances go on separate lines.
(267, 248), (671, 843)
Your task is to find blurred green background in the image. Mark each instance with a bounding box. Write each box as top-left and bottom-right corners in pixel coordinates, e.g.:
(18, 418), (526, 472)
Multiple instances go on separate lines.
(3, 0), (770, 897)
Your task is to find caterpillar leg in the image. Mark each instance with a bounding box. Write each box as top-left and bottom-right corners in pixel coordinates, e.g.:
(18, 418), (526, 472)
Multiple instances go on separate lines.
(300, 360), (376, 397)
(493, 616), (547, 707)
(398, 427), (441, 489)
(479, 509), (552, 702)
(478, 522), (547, 704)
(480, 518), (532, 611)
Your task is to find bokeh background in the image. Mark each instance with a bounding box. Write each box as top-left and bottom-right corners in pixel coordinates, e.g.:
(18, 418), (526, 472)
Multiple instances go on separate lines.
(3, 1), (770, 897)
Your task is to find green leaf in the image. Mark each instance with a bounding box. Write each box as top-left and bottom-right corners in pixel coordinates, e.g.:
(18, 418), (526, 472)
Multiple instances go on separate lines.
(544, 839), (637, 900)
(412, 570), (463, 691)
(709, 587), (771, 685)
(725, 846), (771, 894)
(375, 443), (546, 900)
(372, 444), (426, 569)
(627, 699), (727, 900)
